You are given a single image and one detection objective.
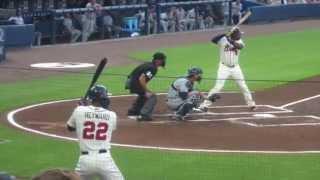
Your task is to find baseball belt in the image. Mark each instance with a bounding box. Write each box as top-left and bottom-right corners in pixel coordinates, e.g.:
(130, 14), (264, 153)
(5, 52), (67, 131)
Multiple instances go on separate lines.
(81, 149), (107, 155)
(222, 62), (235, 68)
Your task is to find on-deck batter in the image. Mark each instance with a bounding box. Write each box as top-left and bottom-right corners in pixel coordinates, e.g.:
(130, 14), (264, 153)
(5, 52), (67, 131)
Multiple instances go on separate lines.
(67, 85), (124, 180)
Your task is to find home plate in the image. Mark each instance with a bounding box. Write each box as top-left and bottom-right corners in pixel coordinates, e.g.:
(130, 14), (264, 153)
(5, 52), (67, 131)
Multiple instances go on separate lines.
(253, 114), (276, 118)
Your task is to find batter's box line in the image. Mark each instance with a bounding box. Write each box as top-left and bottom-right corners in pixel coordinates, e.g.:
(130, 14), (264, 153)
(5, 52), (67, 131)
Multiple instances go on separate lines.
(151, 116), (263, 124)
(153, 111), (290, 117)
(208, 104), (292, 112)
(151, 115), (320, 125)
(153, 106), (292, 118)
(233, 115), (320, 127)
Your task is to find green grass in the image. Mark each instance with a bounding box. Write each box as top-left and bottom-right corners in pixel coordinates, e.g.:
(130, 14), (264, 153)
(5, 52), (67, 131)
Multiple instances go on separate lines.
(1, 29), (320, 179)
(2, 124), (320, 180)
(131, 28), (320, 91)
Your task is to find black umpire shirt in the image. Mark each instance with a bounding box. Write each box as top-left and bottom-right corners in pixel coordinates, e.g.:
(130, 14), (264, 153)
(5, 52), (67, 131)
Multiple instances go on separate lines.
(128, 62), (158, 94)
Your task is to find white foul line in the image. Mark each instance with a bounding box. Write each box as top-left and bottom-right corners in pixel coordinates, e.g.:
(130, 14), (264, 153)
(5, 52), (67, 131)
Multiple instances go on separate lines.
(6, 96), (320, 154)
(280, 94), (320, 108)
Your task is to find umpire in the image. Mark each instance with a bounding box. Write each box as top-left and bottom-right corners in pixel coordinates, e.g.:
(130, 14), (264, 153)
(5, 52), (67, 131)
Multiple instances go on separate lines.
(125, 52), (166, 121)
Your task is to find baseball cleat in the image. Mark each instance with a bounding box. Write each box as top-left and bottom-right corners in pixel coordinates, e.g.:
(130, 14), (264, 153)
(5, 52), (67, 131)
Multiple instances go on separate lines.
(199, 106), (209, 113)
(175, 115), (186, 121)
(249, 105), (257, 111)
(171, 113), (186, 121)
(137, 115), (153, 121)
(192, 108), (207, 113)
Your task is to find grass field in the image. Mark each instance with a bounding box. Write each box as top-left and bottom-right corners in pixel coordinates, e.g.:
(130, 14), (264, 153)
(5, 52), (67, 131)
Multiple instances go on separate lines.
(0, 29), (320, 179)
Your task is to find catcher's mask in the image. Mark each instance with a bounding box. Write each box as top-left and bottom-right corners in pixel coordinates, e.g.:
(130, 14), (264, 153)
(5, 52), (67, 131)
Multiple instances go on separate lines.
(88, 84), (110, 109)
(187, 67), (203, 82)
(152, 52), (166, 68)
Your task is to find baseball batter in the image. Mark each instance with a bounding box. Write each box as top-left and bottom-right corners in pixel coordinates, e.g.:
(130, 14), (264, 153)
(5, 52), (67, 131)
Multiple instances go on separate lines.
(167, 67), (204, 120)
(67, 85), (124, 180)
(200, 27), (256, 111)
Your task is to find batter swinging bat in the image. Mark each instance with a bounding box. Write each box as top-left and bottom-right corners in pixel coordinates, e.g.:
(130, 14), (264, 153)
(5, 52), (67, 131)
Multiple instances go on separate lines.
(83, 58), (108, 100)
(226, 11), (252, 36)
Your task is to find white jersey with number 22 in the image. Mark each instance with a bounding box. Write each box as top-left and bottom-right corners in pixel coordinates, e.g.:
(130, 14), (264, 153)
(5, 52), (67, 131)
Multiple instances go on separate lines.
(67, 105), (116, 152)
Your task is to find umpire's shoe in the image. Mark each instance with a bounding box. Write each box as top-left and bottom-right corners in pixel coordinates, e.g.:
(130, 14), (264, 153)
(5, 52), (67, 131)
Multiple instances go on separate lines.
(137, 115), (153, 121)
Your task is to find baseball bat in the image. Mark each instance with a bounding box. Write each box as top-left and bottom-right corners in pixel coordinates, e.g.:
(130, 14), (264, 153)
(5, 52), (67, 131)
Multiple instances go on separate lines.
(236, 11), (252, 27)
(226, 11), (252, 36)
(83, 58), (108, 100)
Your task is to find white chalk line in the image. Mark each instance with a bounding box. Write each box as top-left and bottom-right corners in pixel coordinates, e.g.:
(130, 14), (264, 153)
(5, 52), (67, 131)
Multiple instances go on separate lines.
(153, 111), (289, 117)
(6, 95), (320, 154)
(151, 115), (320, 126)
(280, 94), (320, 108)
(236, 115), (320, 127)
(153, 104), (291, 117)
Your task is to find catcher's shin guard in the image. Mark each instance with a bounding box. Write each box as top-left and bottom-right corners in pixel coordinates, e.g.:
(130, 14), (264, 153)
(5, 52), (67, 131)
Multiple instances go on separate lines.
(176, 102), (194, 117)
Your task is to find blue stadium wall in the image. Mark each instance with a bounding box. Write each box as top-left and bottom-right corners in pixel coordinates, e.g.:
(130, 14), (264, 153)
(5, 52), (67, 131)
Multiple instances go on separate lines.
(248, 4), (320, 23)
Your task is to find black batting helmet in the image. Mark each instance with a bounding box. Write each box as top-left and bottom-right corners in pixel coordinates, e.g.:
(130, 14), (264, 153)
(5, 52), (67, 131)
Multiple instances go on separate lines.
(152, 52), (166, 67)
(88, 84), (110, 109)
(230, 27), (243, 40)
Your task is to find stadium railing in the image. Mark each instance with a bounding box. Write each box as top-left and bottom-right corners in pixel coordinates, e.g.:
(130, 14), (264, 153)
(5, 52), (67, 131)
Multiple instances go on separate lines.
(50, 4), (149, 44)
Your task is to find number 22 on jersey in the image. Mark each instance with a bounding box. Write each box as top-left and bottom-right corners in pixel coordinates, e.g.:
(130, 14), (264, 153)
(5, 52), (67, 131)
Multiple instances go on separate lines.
(82, 121), (109, 140)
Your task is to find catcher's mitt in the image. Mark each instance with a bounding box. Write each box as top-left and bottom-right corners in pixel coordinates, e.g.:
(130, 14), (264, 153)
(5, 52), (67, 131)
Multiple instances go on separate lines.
(208, 94), (221, 103)
(189, 91), (204, 107)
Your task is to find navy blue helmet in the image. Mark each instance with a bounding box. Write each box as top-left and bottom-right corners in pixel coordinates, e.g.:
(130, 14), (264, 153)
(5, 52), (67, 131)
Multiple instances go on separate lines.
(88, 85), (110, 109)
(187, 67), (203, 82)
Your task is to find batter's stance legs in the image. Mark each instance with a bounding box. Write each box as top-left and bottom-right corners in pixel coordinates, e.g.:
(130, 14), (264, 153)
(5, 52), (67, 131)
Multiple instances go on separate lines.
(232, 68), (256, 107)
(234, 78), (255, 107)
(200, 78), (226, 109)
(201, 63), (229, 109)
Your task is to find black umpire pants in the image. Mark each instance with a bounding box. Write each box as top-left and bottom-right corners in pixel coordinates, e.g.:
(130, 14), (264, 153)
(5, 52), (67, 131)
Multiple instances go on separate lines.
(128, 83), (147, 115)
(128, 92), (147, 116)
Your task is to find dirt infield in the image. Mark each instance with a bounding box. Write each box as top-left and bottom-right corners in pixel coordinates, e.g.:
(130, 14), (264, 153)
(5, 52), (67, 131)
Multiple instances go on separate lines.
(3, 20), (320, 152)
(9, 75), (320, 151)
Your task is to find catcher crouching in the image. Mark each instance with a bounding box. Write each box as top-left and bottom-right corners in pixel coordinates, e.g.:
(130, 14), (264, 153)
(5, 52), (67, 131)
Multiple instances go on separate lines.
(167, 67), (206, 120)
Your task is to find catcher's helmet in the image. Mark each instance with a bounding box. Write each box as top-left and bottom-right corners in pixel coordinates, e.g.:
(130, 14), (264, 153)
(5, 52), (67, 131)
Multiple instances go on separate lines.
(187, 67), (203, 82)
(152, 52), (166, 67)
(88, 84), (110, 109)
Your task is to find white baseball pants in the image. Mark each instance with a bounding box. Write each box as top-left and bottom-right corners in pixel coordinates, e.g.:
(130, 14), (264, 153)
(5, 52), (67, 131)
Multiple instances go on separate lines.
(201, 63), (255, 108)
(75, 151), (124, 180)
